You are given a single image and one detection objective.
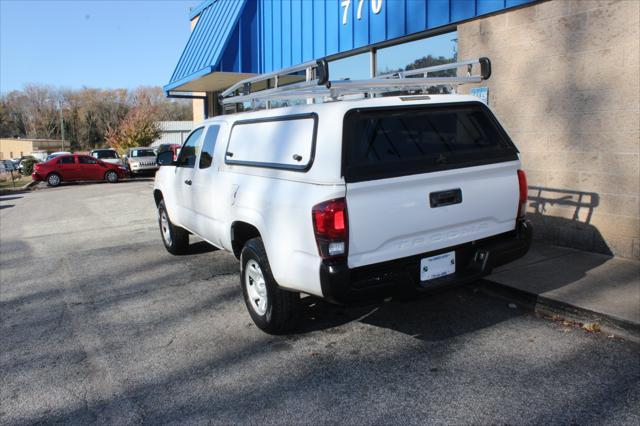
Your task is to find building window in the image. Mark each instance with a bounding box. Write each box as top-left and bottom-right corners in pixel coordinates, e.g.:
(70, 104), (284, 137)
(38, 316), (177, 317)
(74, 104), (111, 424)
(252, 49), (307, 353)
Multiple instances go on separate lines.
(375, 31), (457, 93)
(329, 52), (371, 81)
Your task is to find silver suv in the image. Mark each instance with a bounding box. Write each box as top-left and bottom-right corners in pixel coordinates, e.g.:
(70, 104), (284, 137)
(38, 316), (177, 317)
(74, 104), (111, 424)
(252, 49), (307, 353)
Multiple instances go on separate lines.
(125, 147), (158, 176)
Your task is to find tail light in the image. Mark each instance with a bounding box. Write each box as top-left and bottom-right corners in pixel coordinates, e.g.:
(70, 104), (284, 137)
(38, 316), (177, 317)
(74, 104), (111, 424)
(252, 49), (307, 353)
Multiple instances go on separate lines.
(517, 170), (528, 219)
(312, 198), (348, 259)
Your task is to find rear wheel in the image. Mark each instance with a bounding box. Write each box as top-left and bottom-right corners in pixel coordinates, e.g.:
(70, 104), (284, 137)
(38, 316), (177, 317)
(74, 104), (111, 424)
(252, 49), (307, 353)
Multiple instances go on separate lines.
(157, 199), (189, 255)
(46, 173), (61, 187)
(105, 170), (118, 183)
(241, 237), (298, 334)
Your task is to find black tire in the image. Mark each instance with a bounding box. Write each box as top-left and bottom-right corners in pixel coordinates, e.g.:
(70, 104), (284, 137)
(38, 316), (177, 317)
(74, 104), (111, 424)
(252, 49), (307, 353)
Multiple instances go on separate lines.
(157, 199), (189, 255)
(240, 237), (299, 334)
(46, 173), (61, 187)
(105, 170), (119, 183)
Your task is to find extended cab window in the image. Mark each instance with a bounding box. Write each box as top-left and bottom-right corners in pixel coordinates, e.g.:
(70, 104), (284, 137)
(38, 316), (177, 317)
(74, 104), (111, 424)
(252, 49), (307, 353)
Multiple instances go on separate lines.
(225, 114), (316, 171)
(342, 103), (518, 182)
(199, 125), (220, 169)
(176, 127), (204, 168)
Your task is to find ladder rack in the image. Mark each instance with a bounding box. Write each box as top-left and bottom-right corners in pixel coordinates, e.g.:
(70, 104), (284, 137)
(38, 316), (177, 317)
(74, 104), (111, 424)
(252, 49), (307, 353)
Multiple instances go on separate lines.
(219, 57), (491, 109)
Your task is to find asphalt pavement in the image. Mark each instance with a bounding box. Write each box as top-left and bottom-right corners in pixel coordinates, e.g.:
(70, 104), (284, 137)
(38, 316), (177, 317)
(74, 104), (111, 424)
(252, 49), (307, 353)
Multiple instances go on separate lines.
(1, 180), (639, 425)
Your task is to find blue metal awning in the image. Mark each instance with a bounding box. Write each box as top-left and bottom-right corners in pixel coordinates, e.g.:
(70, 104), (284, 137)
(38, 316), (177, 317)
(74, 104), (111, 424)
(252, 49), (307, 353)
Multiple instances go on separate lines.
(166, 0), (537, 95)
(164, 0), (253, 93)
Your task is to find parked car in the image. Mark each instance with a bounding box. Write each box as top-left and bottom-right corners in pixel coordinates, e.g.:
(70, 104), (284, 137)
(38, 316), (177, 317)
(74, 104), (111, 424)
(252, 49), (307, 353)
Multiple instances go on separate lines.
(0, 160), (15, 173)
(153, 59), (532, 334)
(32, 154), (127, 187)
(45, 151), (72, 161)
(90, 148), (125, 167)
(124, 147), (158, 176)
(157, 144), (181, 162)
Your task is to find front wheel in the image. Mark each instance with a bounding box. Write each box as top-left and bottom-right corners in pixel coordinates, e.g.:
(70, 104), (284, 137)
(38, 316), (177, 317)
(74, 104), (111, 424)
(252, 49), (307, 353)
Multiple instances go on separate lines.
(241, 237), (298, 334)
(105, 170), (119, 183)
(157, 200), (189, 255)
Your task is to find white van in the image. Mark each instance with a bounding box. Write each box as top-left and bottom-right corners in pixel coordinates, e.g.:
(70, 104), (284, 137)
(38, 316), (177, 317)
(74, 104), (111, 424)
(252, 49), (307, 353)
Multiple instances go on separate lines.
(153, 58), (532, 334)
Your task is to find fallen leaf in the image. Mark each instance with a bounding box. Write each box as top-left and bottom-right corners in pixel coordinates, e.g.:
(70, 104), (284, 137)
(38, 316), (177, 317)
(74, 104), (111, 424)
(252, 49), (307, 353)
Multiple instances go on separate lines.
(582, 323), (601, 333)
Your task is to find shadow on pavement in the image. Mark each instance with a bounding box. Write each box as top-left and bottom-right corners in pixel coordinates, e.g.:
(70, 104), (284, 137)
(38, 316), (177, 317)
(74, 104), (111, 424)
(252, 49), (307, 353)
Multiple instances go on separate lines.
(295, 284), (525, 341)
(0, 195), (23, 202)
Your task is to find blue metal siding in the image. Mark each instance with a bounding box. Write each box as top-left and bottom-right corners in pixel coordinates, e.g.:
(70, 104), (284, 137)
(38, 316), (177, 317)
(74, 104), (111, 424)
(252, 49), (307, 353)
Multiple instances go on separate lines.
(166, 0), (536, 92)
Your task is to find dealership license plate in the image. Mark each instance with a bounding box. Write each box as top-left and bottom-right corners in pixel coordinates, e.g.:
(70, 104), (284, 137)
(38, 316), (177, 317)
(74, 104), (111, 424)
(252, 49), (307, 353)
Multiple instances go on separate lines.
(420, 251), (456, 281)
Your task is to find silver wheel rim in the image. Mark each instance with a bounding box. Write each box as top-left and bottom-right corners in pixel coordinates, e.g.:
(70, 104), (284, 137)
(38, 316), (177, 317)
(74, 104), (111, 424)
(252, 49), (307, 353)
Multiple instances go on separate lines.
(107, 171), (117, 182)
(245, 259), (267, 315)
(49, 175), (59, 185)
(160, 210), (172, 246)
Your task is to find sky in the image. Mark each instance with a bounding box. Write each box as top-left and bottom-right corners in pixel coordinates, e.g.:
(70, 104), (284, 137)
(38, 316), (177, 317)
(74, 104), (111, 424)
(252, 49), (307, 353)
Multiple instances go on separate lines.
(0, 0), (457, 93)
(0, 0), (198, 93)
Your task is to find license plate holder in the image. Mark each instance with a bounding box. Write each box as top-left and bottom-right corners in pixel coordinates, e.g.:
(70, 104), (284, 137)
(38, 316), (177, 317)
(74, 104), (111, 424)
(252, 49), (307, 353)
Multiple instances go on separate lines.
(420, 251), (456, 282)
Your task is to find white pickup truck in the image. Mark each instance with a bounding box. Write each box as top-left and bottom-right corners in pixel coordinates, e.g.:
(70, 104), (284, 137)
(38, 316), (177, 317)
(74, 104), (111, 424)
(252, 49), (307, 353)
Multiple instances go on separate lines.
(153, 94), (531, 334)
(153, 59), (532, 333)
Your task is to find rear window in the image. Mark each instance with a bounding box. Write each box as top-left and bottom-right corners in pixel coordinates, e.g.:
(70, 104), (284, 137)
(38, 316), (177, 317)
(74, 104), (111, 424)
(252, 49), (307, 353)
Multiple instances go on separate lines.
(342, 103), (518, 183)
(225, 114), (317, 171)
(93, 150), (118, 159)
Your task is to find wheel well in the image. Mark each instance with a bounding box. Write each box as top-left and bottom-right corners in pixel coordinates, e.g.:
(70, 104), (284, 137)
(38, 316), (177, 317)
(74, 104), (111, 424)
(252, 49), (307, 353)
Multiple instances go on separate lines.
(46, 172), (61, 180)
(231, 222), (261, 259)
(153, 190), (163, 207)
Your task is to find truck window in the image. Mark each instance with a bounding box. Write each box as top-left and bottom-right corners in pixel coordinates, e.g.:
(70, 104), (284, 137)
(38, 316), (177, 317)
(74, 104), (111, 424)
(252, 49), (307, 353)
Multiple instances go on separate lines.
(342, 103), (518, 183)
(176, 127), (204, 168)
(199, 125), (221, 169)
(225, 114), (317, 171)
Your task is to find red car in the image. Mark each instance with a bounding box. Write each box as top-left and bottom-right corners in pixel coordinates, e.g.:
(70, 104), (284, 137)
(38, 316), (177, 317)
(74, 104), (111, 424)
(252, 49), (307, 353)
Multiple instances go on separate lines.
(32, 154), (128, 187)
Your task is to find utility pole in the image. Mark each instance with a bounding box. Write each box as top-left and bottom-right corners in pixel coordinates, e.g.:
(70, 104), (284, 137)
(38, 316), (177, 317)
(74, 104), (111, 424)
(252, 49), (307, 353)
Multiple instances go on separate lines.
(59, 99), (65, 151)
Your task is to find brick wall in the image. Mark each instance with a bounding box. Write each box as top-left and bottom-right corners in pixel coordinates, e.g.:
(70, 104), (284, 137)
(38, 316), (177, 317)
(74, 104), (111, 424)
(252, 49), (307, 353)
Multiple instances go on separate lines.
(458, 0), (640, 259)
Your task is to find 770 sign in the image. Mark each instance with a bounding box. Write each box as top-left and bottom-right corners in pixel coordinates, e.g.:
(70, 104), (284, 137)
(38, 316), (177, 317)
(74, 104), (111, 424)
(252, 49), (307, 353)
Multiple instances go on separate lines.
(341, 0), (383, 25)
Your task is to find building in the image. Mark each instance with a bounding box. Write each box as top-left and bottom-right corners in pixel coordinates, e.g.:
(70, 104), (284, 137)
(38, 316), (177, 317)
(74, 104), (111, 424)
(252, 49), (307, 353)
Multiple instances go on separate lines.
(0, 138), (65, 160)
(150, 121), (194, 147)
(165, 0), (639, 259)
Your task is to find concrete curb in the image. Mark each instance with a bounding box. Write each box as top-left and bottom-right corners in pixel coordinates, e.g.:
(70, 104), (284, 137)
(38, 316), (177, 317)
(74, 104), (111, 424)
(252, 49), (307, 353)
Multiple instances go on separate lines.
(22, 180), (38, 190)
(480, 279), (640, 343)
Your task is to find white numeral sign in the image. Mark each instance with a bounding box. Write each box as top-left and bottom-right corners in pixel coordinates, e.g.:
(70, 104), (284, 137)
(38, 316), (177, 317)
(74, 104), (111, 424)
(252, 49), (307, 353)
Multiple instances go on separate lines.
(341, 0), (383, 25)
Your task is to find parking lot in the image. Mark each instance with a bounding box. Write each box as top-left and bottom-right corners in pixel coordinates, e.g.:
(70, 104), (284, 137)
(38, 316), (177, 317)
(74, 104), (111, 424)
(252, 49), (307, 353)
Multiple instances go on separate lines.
(1, 180), (639, 424)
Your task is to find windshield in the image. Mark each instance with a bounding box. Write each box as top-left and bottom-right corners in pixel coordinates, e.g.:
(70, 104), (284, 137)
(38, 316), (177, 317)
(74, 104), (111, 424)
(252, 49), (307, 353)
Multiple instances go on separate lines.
(93, 150), (119, 159)
(130, 149), (156, 158)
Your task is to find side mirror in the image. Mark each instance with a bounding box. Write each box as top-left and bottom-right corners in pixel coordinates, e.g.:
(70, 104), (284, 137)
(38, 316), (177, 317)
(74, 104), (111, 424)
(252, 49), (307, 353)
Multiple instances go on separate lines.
(157, 150), (175, 166)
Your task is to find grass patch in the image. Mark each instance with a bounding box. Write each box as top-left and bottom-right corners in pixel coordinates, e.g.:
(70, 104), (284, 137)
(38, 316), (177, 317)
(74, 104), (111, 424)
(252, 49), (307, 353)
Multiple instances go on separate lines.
(0, 174), (31, 189)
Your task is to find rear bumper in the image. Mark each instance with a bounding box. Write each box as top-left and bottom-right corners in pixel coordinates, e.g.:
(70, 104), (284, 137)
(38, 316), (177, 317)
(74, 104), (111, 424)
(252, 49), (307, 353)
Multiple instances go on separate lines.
(319, 219), (532, 304)
(31, 172), (43, 181)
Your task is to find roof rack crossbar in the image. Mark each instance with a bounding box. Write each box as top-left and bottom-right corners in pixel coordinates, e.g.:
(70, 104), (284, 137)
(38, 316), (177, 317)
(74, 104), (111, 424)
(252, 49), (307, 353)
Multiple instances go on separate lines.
(219, 57), (491, 108)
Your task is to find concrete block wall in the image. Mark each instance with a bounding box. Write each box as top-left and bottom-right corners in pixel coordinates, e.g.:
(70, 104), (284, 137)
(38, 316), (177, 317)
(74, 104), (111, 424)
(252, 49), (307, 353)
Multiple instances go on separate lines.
(458, 0), (640, 259)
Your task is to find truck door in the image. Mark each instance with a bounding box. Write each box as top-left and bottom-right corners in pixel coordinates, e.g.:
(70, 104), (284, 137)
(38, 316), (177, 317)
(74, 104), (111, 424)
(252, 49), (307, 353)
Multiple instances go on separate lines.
(190, 123), (224, 245)
(173, 127), (205, 230)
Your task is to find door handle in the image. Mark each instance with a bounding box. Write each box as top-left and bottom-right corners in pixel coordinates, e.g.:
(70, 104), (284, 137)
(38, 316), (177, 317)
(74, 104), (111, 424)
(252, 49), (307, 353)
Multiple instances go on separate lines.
(184, 179), (192, 186)
(430, 188), (462, 208)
